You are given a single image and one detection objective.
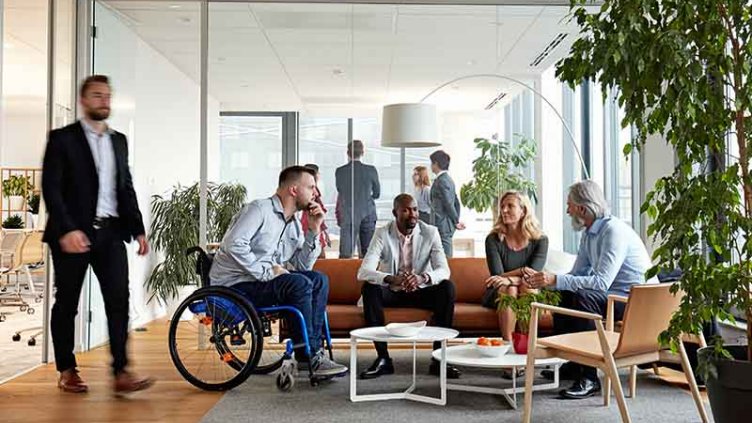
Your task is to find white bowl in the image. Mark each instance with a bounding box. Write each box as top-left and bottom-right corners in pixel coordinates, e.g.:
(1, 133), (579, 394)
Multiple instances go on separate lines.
(385, 321), (427, 337)
(475, 342), (511, 357)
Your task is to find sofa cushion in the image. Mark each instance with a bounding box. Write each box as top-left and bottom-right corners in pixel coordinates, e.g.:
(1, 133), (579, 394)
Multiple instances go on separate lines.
(447, 258), (490, 303)
(314, 259), (362, 304)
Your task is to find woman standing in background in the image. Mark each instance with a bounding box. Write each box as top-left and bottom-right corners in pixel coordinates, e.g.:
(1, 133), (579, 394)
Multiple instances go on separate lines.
(412, 165), (432, 224)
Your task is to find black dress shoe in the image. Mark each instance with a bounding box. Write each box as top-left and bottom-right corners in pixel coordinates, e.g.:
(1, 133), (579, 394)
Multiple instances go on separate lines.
(359, 358), (394, 380)
(542, 362), (581, 381)
(428, 359), (461, 379)
(559, 377), (601, 399)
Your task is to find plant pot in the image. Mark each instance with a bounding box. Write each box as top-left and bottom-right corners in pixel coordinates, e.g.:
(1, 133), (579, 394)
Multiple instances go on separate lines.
(8, 195), (24, 211)
(512, 332), (529, 354)
(699, 345), (752, 423)
(31, 214), (39, 229)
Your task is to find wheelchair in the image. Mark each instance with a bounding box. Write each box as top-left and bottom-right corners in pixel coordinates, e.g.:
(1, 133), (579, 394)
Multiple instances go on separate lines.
(167, 246), (336, 392)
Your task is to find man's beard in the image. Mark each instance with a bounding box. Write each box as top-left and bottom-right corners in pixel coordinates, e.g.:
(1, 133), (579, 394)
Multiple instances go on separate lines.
(88, 108), (110, 121)
(570, 215), (586, 231)
(296, 197), (311, 212)
(404, 219), (417, 230)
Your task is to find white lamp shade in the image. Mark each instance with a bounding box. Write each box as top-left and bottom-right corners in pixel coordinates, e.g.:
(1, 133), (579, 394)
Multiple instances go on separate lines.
(381, 103), (440, 148)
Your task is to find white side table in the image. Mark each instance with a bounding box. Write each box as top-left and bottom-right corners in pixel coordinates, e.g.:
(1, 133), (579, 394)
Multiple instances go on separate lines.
(431, 344), (566, 409)
(349, 326), (459, 406)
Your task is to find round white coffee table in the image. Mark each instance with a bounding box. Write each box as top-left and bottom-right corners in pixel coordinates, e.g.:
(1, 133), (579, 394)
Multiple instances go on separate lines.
(349, 326), (459, 406)
(430, 343), (566, 409)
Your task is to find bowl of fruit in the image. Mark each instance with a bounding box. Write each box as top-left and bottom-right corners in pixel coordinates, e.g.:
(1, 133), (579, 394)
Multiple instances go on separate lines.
(474, 337), (510, 357)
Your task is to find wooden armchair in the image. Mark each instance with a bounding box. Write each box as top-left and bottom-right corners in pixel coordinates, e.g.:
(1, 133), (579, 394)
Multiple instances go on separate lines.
(521, 284), (708, 423)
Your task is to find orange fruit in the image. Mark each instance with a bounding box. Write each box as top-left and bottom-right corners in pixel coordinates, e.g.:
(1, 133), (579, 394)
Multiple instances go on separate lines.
(490, 339), (503, 346)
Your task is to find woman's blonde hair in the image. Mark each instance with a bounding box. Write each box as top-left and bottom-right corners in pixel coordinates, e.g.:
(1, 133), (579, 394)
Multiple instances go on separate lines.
(413, 165), (431, 188)
(491, 191), (543, 241)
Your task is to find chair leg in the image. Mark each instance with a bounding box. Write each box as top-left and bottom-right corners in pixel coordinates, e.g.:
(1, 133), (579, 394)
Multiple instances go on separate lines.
(652, 363), (660, 376)
(603, 355), (631, 423)
(602, 368), (611, 406)
(522, 347), (537, 423)
(629, 365), (637, 398)
(677, 341), (709, 423)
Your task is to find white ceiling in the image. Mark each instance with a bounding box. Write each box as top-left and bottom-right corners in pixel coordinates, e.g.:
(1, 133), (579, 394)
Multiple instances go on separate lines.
(1, 1), (589, 116)
(102, 1), (587, 115)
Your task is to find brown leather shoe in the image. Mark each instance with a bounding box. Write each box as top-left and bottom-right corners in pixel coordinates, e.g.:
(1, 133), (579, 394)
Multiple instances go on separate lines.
(113, 371), (155, 395)
(58, 368), (88, 393)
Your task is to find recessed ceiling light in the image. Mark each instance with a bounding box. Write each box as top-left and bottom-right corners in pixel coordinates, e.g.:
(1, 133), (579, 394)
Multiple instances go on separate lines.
(217, 57), (226, 62)
(332, 68), (345, 76)
(169, 4), (182, 9)
(178, 17), (191, 23)
(467, 60), (476, 66)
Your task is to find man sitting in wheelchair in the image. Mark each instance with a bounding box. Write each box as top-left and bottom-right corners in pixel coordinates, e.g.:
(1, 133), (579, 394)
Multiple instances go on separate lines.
(209, 166), (348, 378)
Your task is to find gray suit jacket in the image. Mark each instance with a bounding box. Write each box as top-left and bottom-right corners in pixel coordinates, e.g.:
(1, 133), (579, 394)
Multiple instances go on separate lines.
(430, 172), (461, 231)
(335, 160), (380, 223)
(357, 220), (450, 288)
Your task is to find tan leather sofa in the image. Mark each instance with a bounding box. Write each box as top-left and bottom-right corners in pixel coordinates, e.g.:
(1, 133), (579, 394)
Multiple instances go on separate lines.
(313, 258), (553, 338)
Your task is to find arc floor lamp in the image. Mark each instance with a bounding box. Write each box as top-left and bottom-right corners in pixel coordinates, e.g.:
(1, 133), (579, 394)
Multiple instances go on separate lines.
(381, 73), (590, 192)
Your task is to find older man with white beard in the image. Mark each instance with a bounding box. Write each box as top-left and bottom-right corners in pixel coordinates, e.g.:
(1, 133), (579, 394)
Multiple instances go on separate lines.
(525, 180), (654, 400)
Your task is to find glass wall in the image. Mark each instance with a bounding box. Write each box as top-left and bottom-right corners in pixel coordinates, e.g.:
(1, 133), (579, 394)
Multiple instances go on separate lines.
(91, 0), (201, 346)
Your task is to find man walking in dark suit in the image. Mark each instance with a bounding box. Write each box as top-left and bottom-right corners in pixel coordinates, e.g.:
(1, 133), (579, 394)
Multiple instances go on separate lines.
(42, 75), (154, 394)
(429, 150), (463, 258)
(335, 140), (381, 258)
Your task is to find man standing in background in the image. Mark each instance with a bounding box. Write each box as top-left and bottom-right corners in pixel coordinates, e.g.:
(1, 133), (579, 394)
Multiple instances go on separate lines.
(430, 150), (463, 257)
(335, 140), (381, 258)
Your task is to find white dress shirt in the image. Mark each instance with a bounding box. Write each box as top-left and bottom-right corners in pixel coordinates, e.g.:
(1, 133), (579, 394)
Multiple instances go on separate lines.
(81, 119), (119, 218)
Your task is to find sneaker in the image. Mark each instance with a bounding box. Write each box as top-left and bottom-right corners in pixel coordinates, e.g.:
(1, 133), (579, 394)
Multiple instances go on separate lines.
(310, 349), (348, 378)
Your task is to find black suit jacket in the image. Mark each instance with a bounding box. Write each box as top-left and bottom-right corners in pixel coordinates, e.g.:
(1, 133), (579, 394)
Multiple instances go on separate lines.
(335, 160), (380, 223)
(42, 121), (145, 245)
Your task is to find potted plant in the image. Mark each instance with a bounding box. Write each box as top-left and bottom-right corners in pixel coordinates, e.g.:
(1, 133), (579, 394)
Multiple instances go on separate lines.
(2, 175), (33, 211)
(27, 193), (40, 228)
(460, 134), (537, 218)
(2, 214), (25, 230)
(145, 182), (246, 305)
(496, 289), (561, 354)
(557, 1), (751, 421)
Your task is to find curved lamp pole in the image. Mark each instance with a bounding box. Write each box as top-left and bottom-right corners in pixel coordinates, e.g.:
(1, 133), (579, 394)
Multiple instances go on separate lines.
(418, 73), (590, 180)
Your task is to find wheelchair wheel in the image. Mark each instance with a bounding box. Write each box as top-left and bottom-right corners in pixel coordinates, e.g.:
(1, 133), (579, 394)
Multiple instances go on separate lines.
(252, 313), (289, 374)
(169, 287), (263, 391)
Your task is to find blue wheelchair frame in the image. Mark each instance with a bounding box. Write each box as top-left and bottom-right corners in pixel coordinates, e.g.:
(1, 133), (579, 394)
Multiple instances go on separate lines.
(186, 246), (335, 378)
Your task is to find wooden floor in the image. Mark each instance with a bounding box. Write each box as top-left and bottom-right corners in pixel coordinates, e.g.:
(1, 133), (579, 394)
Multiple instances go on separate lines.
(0, 320), (706, 423)
(0, 320), (223, 423)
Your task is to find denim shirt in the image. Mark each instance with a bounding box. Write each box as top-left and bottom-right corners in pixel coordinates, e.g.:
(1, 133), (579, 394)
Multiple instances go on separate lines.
(209, 195), (320, 286)
(556, 215), (654, 295)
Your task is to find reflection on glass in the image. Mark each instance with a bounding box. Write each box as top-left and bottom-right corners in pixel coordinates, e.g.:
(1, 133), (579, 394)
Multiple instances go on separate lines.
(219, 115), (283, 200)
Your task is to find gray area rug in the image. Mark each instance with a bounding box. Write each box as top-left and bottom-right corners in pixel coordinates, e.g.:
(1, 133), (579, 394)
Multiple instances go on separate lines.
(201, 349), (712, 423)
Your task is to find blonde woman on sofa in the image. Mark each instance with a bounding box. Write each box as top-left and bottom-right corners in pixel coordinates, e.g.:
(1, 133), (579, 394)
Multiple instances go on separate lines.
(482, 191), (548, 342)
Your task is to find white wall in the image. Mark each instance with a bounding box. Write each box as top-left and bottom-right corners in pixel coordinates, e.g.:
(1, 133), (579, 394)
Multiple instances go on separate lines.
(91, 4), (220, 337)
(640, 133), (675, 254)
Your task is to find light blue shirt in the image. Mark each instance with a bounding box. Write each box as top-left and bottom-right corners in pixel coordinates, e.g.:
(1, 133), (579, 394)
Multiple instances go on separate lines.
(556, 215), (654, 295)
(209, 195), (321, 286)
(81, 119), (118, 218)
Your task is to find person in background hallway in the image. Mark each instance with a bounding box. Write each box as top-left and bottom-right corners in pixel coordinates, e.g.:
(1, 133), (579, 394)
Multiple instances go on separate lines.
(412, 165), (432, 224)
(42, 75), (154, 394)
(302, 163), (330, 259)
(335, 140), (380, 258)
(357, 194), (460, 380)
(525, 180), (654, 400)
(209, 166), (348, 378)
(482, 191), (548, 342)
(429, 150), (464, 257)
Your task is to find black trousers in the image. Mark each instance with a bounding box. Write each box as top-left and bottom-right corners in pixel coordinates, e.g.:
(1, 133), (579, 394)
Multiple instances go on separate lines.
(553, 289), (626, 381)
(362, 280), (456, 359)
(50, 223), (130, 375)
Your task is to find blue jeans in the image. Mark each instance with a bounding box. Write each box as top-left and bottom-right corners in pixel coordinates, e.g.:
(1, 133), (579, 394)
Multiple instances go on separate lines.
(233, 270), (329, 359)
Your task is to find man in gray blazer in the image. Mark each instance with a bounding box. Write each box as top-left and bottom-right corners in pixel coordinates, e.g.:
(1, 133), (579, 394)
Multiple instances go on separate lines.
(356, 194), (460, 380)
(429, 150), (462, 257)
(335, 140), (380, 258)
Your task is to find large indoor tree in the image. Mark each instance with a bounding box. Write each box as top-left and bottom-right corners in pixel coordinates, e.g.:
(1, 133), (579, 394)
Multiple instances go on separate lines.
(556, 0), (752, 362)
